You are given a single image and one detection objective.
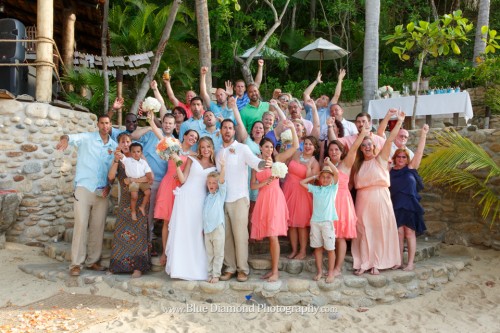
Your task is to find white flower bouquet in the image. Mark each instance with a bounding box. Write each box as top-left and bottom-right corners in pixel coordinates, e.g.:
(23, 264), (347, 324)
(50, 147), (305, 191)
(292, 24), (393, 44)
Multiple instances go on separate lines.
(378, 86), (394, 98)
(142, 97), (162, 113)
(271, 162), (288, 178)
(280, 129), (293, 144)
(156, 137), (182, 166)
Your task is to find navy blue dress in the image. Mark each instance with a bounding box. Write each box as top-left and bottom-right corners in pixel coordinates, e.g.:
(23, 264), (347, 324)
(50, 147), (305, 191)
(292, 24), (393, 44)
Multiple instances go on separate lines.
(389, 166), (426, 235)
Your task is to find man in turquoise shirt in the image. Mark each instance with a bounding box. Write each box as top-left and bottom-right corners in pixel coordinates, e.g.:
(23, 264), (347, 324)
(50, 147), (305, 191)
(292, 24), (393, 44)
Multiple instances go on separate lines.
(56, 114), (117, 277)
(240, 83), (269, 134)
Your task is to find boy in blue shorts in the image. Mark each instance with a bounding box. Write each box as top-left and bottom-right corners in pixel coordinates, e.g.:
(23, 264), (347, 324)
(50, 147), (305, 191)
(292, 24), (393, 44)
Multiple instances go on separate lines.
(300, 157), (339, 283)
(203, 157), (226, 283)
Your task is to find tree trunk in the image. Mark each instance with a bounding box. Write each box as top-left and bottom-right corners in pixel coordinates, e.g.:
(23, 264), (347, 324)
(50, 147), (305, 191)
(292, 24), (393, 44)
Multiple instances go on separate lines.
(473, 0), (490, 66)
(36, 0), (54, 102)
(412, 52), (427, 129)
(309, 0), (316, 35)
(62, 9), (76, 92)
(291, 4), (296, 31)
(101, 0), (110, 115)
(196, 0), (212, 91)
(130, 0), (182, 114)
(430, 0), (439, 21)
(362, 0), (380, 113)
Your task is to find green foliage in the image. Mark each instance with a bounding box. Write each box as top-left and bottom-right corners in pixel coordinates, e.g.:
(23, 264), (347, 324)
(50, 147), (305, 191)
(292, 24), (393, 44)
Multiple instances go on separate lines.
(423, 58), (475, 88)
(419, 129), (500, 225)
(475, 55), (500, 114)
(61, 68), (116, 115)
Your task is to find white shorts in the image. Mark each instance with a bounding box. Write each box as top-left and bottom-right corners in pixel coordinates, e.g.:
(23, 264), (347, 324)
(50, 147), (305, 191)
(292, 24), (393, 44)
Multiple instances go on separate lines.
(310, 221), (335, 251)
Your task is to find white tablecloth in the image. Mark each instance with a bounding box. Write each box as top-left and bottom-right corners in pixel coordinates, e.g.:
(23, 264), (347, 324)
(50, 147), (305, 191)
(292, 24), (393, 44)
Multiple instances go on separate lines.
(367, 91), (473, 122)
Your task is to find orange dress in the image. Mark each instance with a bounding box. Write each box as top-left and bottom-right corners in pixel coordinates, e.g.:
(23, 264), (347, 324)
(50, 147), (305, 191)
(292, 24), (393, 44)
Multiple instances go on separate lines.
(351, 157), (400, 270)
(282, 160), (313, 228)
(251, 168), (289, 240)
(333, 169), (357, 239)
(154, 155), (188, 220)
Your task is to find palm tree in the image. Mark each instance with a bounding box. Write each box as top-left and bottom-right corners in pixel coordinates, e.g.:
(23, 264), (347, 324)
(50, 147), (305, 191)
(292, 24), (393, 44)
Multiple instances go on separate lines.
(473, 0), (491, 66)
(419, 128), (500, 226)
(362, 0), (380, 113)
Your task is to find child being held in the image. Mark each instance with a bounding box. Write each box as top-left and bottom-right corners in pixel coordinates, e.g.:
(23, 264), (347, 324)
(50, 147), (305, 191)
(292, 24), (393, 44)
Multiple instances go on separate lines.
(300, 157), (339, 283)
(121, 142), (153, 220)
(202, 157), (226, 283)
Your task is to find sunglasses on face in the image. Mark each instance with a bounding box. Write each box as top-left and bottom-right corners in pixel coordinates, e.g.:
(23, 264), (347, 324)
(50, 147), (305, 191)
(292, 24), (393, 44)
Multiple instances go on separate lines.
(395, 155), (408, 159)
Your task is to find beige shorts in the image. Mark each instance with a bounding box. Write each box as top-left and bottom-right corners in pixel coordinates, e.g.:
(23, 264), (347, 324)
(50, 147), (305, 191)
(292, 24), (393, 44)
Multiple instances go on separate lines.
(310, 221), (335, 251)
(129, 181), (150, 193)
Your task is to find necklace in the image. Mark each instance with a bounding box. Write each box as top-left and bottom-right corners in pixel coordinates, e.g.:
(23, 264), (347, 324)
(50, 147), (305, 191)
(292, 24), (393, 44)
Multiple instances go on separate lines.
(179, 148), (190, 156)
(299, 153), (310, 163)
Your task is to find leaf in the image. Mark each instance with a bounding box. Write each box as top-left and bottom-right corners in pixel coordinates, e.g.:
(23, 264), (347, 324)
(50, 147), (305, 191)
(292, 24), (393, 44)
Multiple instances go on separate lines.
(419, 21), (429, 30)
(486, 45), (496, 53)
(402, 54), (410, 60)
(489, 29), (497, 39)
(407, 22), (415, 32)
(481, 25), (489, 35)
(451, 40), (461, 54)
(235, 2), (241, 11)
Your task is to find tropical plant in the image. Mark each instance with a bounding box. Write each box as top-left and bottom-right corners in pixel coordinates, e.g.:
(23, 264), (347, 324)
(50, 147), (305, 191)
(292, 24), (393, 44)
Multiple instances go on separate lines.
(475, 55), (500, 114)
(383, 10), (474, 128)
(419, 128), (500, 226)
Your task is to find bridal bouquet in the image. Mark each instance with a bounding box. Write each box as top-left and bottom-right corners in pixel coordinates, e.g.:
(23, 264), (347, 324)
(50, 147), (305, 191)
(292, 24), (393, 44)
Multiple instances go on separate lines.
(378, 86), (394, 98)
(271, 162), (288, 178)
(142, 97), (162, 113)
(156, 137), (182, 166)
(280, 129), (292, 144)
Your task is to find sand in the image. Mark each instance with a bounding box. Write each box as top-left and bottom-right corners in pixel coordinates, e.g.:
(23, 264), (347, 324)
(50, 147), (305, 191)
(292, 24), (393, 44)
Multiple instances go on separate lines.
(0, 242), (499, 333)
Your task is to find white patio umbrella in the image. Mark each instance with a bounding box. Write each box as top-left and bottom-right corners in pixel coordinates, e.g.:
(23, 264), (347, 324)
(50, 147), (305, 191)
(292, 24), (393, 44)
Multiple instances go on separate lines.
(239, 46), (288, 59)
(292, 37), (348, 70)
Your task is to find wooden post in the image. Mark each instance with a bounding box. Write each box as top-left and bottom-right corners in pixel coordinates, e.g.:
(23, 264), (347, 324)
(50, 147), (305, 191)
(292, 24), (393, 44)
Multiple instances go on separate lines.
(116, 69), (123, 126)
(62, 9), (76, 92)
(36, 0), (54, 102)
(426, 115), (432, 128)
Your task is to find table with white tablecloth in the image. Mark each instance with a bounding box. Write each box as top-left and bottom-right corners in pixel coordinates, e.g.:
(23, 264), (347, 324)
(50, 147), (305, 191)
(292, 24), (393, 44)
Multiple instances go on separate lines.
(367, 91), (473, 122)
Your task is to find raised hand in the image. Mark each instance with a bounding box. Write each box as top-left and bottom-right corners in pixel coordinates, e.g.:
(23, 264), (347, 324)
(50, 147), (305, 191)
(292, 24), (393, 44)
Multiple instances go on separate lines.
(225, 80), (234, 96)
(324, 156), (331, 164)
(316, 71), (323, 84)
(326, 117), (335, 127)
(201, 66), (209, 75)
(258, 59), (264, 67)
(227, 96), (236, 109)
(150, 80), (158, 90)
(304, 98), (316, 109)
(359, 126), (371, 137)
(338, 69), (346, 80)
(387, 108), (398, 118)
(397, 110), (406, 121)
(422, 124), (429, 134)
(114, 148), (123, 161)
(112, 97), (124, 110)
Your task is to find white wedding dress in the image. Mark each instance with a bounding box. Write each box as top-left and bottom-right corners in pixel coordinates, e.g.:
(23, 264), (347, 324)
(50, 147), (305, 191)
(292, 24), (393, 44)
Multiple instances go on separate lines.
(166, 156), (215, 280)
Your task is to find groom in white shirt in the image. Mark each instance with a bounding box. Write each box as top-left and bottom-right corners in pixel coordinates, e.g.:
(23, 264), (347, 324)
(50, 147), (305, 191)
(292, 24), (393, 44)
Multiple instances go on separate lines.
(216, 118), (271, 282)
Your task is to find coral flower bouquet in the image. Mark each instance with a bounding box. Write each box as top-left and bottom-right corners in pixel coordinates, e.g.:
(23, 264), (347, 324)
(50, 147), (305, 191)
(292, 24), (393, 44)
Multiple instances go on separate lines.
(156, 137), (182, 166)
(271, 162), (288, 178)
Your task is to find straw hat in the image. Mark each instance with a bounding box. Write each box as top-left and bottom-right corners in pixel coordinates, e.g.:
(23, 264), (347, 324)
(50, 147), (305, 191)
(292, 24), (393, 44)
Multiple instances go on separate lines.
(319, 166), (335, 176)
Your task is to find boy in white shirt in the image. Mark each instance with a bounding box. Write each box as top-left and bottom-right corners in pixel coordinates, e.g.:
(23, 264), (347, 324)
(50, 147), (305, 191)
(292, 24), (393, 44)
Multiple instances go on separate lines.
(121, 142), (153, 220)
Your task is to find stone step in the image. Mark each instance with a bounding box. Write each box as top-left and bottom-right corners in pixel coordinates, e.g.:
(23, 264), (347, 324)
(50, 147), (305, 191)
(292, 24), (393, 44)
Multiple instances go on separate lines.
(249, 238), (442, 274)
(18, 249), (472, 308)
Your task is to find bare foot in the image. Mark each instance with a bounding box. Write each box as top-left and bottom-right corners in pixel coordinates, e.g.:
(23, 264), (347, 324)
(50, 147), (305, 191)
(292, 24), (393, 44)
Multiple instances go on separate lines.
(260, 271), (273, 280)
(391, 265), (402, 270)
(287, 251), (297, 259)
(354, 269), (366, 276)
(403, 264), (414, 271)
(138, 206), (146, 217)
(313, 273), (322, 281)
(332, 269), (342, 277)
(209, 277), (219, 283)
(370, 267), (380, 275)
(131, 211), (137, 221)
(131, 270), (142, 278)
(266, 273), (279, 282)
(294, 253), (307, 260)
(159, 253), (166, 266)
(325, 273), (335, 283)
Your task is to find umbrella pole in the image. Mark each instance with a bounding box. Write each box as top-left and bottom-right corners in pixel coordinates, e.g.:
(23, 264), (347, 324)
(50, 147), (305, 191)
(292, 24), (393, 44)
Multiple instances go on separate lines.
(319, 51), (323, 71)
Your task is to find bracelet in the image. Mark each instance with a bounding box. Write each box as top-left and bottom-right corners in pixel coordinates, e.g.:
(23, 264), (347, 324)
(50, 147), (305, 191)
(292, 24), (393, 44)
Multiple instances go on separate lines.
(114, 160), (119, 163)
(328, 125), (333, 128)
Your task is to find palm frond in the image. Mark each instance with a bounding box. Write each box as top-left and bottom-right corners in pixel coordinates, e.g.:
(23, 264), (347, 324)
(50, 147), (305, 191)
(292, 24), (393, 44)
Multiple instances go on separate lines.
(420, 128), (500, 225)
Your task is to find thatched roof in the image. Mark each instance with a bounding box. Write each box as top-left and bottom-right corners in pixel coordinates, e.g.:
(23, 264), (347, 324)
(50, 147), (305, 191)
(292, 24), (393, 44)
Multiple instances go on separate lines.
(0, 0), (103, 54)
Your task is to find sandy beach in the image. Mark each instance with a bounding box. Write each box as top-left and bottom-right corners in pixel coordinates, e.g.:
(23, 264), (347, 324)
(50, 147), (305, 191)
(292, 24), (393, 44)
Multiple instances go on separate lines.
(0, 242), (499, 333)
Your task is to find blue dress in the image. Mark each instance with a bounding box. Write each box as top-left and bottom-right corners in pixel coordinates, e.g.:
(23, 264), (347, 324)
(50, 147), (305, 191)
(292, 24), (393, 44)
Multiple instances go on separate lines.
(389, 166), (426, 235)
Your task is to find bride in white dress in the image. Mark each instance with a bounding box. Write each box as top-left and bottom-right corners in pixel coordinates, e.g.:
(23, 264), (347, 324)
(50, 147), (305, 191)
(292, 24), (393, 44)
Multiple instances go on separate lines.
(166, 137), (216, 280)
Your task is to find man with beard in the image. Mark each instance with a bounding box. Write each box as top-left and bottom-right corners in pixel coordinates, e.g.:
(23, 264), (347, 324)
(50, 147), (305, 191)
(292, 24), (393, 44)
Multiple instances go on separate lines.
(240, 84), (269, 133)
(199, 110), (223, 154)
(200, 67), (234, 124)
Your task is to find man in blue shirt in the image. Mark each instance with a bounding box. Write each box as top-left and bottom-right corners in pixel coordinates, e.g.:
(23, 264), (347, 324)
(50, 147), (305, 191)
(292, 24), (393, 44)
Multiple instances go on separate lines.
(179, 96), (205, 141)
(199, 66), (235, 124)
(56, 114), (118, 277)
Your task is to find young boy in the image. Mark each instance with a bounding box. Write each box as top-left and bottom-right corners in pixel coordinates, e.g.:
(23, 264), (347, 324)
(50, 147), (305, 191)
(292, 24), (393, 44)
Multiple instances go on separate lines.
(202, 157), (226, 283)
(121, 142), (153, 220)
(300, 157), (339, 283)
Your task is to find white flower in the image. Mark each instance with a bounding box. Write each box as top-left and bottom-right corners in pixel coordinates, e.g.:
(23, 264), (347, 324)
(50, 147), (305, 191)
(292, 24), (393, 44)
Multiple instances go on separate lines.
(143, 97), (161, 113)
(280, 129), (293, 143)
(378, 85), (394, 97)
(271, 162), (288, 178)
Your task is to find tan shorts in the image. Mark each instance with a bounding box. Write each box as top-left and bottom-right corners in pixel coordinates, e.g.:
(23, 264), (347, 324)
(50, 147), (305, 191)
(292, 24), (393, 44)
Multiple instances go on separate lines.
(310, 221), (335, 251)
(129, 181), (150, 193)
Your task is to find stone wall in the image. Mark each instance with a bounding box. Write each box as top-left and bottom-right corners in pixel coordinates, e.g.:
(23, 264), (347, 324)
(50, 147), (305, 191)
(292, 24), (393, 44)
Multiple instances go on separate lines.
(1, 99), (499, 250)
(0, 99), (98, 245)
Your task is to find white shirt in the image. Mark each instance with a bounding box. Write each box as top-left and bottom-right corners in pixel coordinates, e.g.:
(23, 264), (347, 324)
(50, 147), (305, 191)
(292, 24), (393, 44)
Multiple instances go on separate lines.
(341, 118), (358, 136)
(121, 156), (152, 179)
(216, 141), (262, 203)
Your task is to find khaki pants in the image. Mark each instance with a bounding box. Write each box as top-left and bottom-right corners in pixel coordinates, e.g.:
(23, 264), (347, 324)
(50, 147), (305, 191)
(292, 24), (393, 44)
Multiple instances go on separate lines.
(205, 224), (225, 278)
(223, 197), (250, 275)
(148, 180), (161, 238)
(70, 186), (108, 269)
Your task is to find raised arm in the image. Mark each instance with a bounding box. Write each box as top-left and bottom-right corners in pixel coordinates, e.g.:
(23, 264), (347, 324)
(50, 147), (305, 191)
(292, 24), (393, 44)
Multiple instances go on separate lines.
(331, 69), (346, 104)
(218, 156), (226, 184)
(254, 59), (264, 88)
(300, 174), (316, 190)
(131, 126), (151, 141)
(343, 127), (369, 169)
(175, 154), (192, 184)
(326, 117), (338, 142)
(409, 124), (429, 170)
(163, 74), (180, 107)
(199, 66), (212, 109)
(269, 99), (287, 122)
(108, 148), (123, 184)
(323, 157), (339, 185)
(228, 96), (249, 143)
(146, 110), (164, 140)
(303, 71), (322, 101)
(276, 121), (299, 162)
(305, 98), (320, 138)
(377, 108), (398, 138)
(107, 97), (124, 120)
(379, 109), (405, 161)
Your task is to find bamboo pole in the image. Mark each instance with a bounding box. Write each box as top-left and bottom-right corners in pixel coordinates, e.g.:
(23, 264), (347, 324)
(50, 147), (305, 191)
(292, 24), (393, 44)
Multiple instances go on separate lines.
(116, 69), (123, 126)
(62, 9), (76, 92)
(36, 0), (54, 102)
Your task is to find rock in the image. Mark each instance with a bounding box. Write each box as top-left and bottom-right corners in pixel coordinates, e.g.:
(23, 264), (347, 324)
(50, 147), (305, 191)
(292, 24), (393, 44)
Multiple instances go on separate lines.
(391, 271), (416, 284)
(22, 162), (42, 174)
(317, 278), (342, 291)
(21, 144), (38, 152)
(285, 260), (304, 274)
(248, 258), (271, 270)
(0, 192), (22, 248)
(276, 293), (301, 306)
(199, 281), (226, 293)
(366, 275), (388, 288)
(25, 103), (49, 119)
(286, 278), (310, 292)
(343, 275), (368, 288)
